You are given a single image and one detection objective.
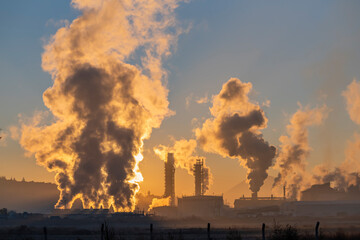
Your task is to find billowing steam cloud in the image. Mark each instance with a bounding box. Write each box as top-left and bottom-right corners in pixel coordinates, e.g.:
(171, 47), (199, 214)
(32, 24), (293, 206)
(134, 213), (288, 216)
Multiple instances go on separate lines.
(312, 79), (360, 190)
(154, 139), (212, 193)
(341, 79), (360, 172)
(312, 166), (360, 191)
(343, 79), (360, 125)
(148, 196), (171, 211)
(19, 0), (181, 211)
(196, 78), (276, 194)
(273, 104), (330, 199)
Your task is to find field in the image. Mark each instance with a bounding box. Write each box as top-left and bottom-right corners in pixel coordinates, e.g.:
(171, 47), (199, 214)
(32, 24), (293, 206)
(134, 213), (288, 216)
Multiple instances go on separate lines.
(1, 214), (360, 240)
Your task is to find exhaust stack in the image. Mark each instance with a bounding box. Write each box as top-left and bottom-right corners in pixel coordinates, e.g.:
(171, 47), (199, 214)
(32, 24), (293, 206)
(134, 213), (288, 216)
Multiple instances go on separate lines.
(164, 152), (175, 206)
(194, 159), (204, 196)
(252, 192), (258, 200)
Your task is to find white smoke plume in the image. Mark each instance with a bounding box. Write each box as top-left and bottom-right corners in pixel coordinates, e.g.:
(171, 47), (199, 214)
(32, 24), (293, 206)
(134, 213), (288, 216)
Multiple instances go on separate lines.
(19, 0), (181, 211)
(312, 165), (360, 191)
(154, 138), (212, 194)
(343, 79), (360, 125)
(273, 104), (330, 199)
(0, 129), (8, 147)
(147, 196), (171, 212)
(312, 79), (360, 190)
(341, 79), (360, 172)
(195, 78), (276, 194)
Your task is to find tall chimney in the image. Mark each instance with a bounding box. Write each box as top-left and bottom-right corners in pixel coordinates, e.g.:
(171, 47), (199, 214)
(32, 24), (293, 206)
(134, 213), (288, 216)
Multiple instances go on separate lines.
(251, 192), (258, 200)
(194, 159), (203, 196)
(283, 185), (286, 200)
(164, 152), (175, 206)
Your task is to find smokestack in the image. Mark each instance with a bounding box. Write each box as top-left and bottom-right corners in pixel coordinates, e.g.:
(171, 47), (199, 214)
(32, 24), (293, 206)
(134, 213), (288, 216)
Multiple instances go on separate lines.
(154, 139), (212, 195)
(194, 159), (203, 196)
(164, 153), (175, 206)
(251, 192), (258, 200)
(283, 185), (286, 200)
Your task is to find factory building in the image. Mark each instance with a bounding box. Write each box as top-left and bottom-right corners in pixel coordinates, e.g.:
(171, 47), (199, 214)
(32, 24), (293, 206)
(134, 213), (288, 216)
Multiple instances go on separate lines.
(301, 182), (360, 201)
(177, 195), (224, 218)
(164, 152), (175, 206)
(176, 160), (224, 218)
(234, 186), (287, 209)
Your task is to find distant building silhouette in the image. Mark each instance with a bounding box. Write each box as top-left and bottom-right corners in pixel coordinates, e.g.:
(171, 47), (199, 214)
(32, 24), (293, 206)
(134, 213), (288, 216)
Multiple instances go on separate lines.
(164, 153), (175, 206)
(194, 159), (203, 196)
(301, 182), (360, 201)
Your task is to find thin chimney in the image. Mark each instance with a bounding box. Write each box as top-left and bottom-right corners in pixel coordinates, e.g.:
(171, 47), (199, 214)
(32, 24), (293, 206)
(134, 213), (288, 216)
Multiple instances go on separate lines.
(164, 152), (175, 206)
(194, 159), (204, 196)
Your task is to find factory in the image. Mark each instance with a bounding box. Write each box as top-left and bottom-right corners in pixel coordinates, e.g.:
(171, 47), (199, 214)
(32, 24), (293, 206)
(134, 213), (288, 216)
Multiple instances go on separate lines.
(153, 156), (224, 218)
(177, 159), (224, 218)
(164, 153), (176, 206)
(234, 186), (287, 209)
(300, 182), (360, 201)
(152, 153), (360, 219)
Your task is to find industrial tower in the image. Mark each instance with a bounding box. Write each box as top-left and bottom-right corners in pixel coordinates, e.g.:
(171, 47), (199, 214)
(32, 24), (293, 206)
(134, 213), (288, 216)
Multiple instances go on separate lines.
(194, 159), (204, 196)
(164, 152), (175, 206)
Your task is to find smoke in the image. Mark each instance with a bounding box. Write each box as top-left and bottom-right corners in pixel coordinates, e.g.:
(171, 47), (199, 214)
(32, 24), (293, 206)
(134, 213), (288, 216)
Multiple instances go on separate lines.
(154, 138), (212, 193)
(273, 104), (330, 199)
(312, 165), (360, 191)
(19, 0), (181, 211)
(311, 79), (360, 190)
(196, 93), (209, 104)
(0, 129), (8, 147)
(341, 79), (360, 172)
(148, 196), (171, 211)
(195, 78), (276, 194)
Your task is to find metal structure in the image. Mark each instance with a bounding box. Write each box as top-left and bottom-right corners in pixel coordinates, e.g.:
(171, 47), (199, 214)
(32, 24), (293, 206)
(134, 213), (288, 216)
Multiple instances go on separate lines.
(164, 153), (175, 206)
(194, 159), (204, 196)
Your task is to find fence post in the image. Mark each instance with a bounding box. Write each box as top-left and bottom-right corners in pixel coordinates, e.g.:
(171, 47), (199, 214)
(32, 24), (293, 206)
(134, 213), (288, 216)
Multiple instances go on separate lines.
(262, 223), (266, 240)
(315, 221), (320, 240)
(150, 223), (153, 240)
(207, 223), (211, 240)
(101, 223), (104, 240)
(43, 226), (47, 240)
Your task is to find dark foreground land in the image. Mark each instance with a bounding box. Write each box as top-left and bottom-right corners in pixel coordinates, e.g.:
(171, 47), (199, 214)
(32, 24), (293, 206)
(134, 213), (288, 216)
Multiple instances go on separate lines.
(1, 214), (360, 240)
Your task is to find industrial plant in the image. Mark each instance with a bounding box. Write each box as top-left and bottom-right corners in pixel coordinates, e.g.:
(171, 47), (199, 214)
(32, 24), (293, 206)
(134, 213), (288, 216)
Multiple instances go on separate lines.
(151, 153), (288, 218)
(147, 152), (360, 219)
(2, 154), (360, 240)
(3, 152), (360, 220)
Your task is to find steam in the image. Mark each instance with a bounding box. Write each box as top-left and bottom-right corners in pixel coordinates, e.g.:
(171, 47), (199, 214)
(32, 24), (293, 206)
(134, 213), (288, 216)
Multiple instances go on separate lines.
(341, 79), (360, 172)
(148, 196), (171, 211)
(273, 104), (330, 199)
(154, 139), (212, 193)
(19, 0), (180, 211)
(196, 78), (276, 194)
(312, 166), (360, 191)
(343, 79), (360, 125)
(0, 129), (8, 147)
(312, 79), (360, 190)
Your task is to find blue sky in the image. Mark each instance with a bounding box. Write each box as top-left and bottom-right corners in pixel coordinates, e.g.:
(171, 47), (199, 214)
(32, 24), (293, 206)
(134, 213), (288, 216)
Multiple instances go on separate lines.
(1, 0), (360, 197)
